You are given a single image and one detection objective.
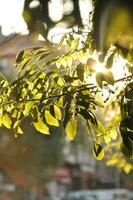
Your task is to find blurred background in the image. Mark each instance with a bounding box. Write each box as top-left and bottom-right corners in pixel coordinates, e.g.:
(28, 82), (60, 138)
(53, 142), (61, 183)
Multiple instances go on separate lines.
(0, 0), (132, 199)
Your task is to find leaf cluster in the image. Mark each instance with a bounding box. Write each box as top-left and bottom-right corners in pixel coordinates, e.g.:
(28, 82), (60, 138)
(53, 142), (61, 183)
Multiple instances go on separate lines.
(0, 31), (133, 172)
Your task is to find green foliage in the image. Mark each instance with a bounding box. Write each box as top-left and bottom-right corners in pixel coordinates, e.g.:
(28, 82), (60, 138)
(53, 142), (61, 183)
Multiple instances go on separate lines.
(93, 144), (105, 160)
(0, 30), (133, 173)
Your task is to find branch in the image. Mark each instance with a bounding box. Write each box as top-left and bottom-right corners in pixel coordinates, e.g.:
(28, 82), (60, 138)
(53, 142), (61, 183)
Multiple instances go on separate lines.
(2, 74), (132, 108)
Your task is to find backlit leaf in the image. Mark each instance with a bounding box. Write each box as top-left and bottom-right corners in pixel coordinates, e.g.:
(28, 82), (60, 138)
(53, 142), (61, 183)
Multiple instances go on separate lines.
(12, 109), (18, 118)
(54, 105), (62, 120)
(97, 121), (105, 133)
(93, 99), (104, 108)
(66, 118), (77, 140)
(110, 129), (117, 140)
(72, 38), (79, 49)
(45, 110), (59, 126)
(23, 101), (34, 116)
(16, 50), (25, 64)
(93, 144), (104, 160)
(2, 113), (12, 129)
(18, 126), (23, 134)
(58, 33), (66, 48)
(57, 77), (64, 86)
(34, 119), (49, 135)
(104, 134), (111, 143)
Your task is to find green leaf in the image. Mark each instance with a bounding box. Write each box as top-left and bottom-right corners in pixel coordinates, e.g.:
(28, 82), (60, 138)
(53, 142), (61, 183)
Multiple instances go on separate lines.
(2, 113), (12, 129)
(76, 63), (84, 82)
(57, 77), (64, 86)
(72, 38), (79, 49)
(18, 126), (23, 134)
(93, 99), (104, 108)
(67, 55), (73, 67)
(110, 129), (117, 140)
(58, 33), (66, 49)
(12, 109), (18, 118)
(34, 119), (49, 135)
(45, 110), (59, 126)
(13, 121), (23, 135)
(104, 134), (111, 143)
(33, 93), (42, 100)
(66, 118), (77, 140)
(54, 105), (62, 120)
(13, 120), (20, 129)
(79, 109), (97, 125)
(97, 121), (105, 133)
(16, 50), (25, 64)
(31, 106), (39, 121)
(23, 101), (34, 116)
(93, 144), (104, 160)
(0, 117), (2, 128)
(61, 57), (67, 68)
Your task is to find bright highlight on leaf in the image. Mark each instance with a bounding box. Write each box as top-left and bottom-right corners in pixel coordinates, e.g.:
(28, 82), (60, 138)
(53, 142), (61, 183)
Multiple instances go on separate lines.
(93, 144), (104, 160)
(33, 119), (49, 135)
(23, 101), (34, 116)
(45, 110), (59, 126)
(110, 129), (117, 140)
(54, 105), (62, 120)
(104, 134), (111, 143)
(66, 118), (77, 141)
(2, 114), (12, 129)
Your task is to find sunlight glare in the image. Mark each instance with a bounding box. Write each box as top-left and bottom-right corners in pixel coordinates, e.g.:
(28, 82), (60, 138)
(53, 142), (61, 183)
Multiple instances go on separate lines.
(0, 0), (26, 36)
(49, 0), (63, 22)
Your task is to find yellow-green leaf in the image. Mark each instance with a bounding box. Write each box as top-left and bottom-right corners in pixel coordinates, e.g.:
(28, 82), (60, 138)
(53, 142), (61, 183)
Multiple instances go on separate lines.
(33, 93), (42, 100)
(2, 113), (12, 129)
(12, 109), (18, 118)
(124, 163), (133, 174)
(45, 110), (59, 126)
(93, 99), (104, 108)
(72, 38), (79, 49)
(97, 121), (105, 133)
(110, 129), (117, 140)
(104, 134), (111, 143)
(57, 77), (64, 86)
(57, 97), (63, 107)
(21, 88), (27, 98)
(34, 119), (49, 135)
(54, 105), (62, 120)
(66, 118), (77, 141)
(93, 144), (104, 160)
(0, 117), (2, 127)
(23, 101), (34, 116)
(67, 55), (73, 67)
(13, 120), (20, 129)
(58, 33), (66, 48)
(14, 123), (23, 135)
(18, 126), (24, 134)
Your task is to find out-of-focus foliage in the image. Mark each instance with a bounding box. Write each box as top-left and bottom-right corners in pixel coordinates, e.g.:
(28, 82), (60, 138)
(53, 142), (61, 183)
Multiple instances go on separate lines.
(23, 0), (83, 39)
